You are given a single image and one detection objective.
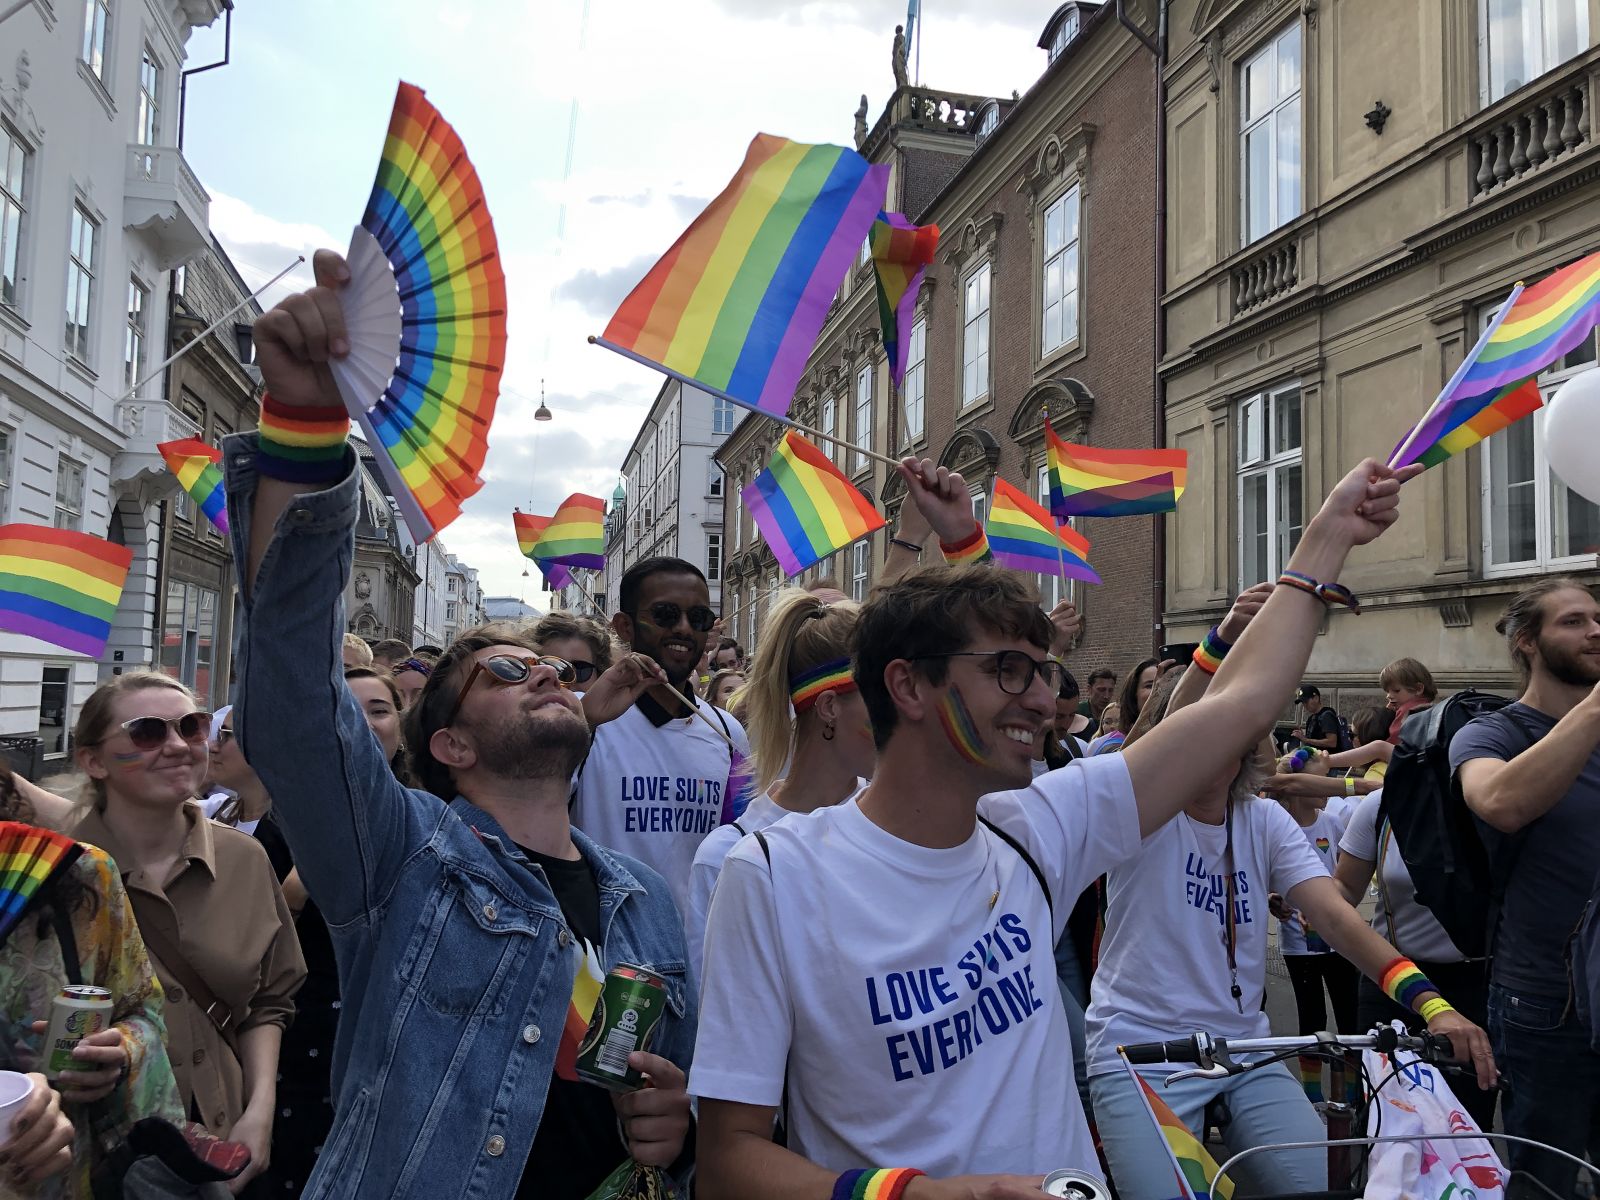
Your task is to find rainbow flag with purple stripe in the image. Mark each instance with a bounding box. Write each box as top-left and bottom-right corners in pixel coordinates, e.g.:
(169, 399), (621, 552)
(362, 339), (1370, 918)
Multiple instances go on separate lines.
(743, 432), (886, 576)
(985, 478), (1100, 584)
(870, 211), (938, 388)
(159, 438), (229, 534)
(598, 135), (888, 418)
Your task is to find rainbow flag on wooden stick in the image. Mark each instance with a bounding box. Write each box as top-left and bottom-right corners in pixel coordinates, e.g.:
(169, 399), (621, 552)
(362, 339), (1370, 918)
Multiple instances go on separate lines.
(742, 431), (885, 576)
(870, 211), (939, 388)
(1046, 422), (1187, 518)
(1392, 251), (1600, 469)
(598, 134), (888, 419)
(1121, 1055), (1235, 1200)
(986, 478), (1100, 584)
(159, 438), (229, 534)
(0, 525), (132, 657)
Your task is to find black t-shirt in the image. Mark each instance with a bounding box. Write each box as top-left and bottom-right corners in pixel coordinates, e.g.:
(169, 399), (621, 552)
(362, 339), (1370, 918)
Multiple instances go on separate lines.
(1303, 707), (1340, 746)
(519, 848), (628, 1200)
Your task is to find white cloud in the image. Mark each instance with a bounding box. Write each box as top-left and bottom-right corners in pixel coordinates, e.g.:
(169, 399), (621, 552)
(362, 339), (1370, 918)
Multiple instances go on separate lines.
(207, 191), (340, 307)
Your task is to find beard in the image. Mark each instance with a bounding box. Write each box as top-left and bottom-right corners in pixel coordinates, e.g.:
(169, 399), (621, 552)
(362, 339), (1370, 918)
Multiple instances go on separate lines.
(1536, 633), (1600, 687)
(466, 703), (591, 781)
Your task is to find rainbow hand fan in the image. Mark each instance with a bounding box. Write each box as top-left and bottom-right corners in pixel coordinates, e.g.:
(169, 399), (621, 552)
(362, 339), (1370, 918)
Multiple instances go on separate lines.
(328, 82), (508, 543)
(0, 823), (83, 944)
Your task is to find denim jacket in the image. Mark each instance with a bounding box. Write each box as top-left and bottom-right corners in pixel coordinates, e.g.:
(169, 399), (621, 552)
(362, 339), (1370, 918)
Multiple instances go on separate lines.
(224, 437), (696, 1200)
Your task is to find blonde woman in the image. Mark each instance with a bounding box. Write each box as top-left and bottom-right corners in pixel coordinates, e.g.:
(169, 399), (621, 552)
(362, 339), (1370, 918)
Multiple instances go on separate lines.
(69, 672), (305, 1194)
(685, 591), (875, 982)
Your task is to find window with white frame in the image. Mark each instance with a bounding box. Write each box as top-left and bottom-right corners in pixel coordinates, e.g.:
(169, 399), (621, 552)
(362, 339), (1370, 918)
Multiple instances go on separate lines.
(1481, 0), (1589, 106)
(904, 317), (926, 444)
(81, 0), (111, 81)
(1048, 6), (1081, 62)
(1240, 23), (1302, 246)
(712, 395), (737, 435)
(734, 475), (743, 549)
(0, 426), (11, 520)
(54, 457), (85, 531)
(65, 204), (97, 363)
(962, 263), (992, 405)
(971, 487), (988, 529)
(1042, 186), (1081, 356)
(1036, 463), (1069, 609)
(160, 581), (220, 705)
(707, 532), (723, 581)
(1482, 319), (1600, 571)
(851, 539), (871, 601)
(708, 460), (723, 497)
(1237, 382), (1303, 586)
(822, 395), (838, 462)
(125, 278), (148, 393)
(853, 364), (873, 471)
(1, 123), (28, 310)
(136, 46), (160, 144)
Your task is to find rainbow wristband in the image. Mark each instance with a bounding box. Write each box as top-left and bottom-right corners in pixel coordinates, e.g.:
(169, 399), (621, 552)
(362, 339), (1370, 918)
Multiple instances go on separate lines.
(257, 393), (351, 483)
(939, 525), (991, 566)
(830, 1168), (926, 1200)
(1380, 956), (1438, 1014)
(1192, 625), (1232, 675)
(1419, 995), (1455, 1023)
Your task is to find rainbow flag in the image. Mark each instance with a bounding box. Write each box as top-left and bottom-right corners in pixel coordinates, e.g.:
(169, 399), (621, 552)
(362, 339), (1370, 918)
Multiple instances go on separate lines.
(722, 748), (756, 825)
(0, 525), (133, 657)
(555, 938), (607, 1081)
(986, 478), (1101, 584)
(1046, 422), (1187, 518)
(870, 211), (939, 388)
(599, 134), (889, 418)
(512, 511), (575, 590)
(742, 431), (886, 576)
(1122, 1056), (1235, 1200)
(535, 494), (606, 569)
(159, 438), (229, 534)
(1393, 251), (1600, 469)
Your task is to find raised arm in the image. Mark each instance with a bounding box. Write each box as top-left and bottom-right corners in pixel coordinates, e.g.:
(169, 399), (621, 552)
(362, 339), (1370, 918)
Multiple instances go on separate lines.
(1121, 459), (1419, 836)
(1458, 682), (1600, 833)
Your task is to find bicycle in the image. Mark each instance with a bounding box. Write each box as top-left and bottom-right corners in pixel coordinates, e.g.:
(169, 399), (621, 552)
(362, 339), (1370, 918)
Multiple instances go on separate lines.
(1119, 1025), (1597, 1200)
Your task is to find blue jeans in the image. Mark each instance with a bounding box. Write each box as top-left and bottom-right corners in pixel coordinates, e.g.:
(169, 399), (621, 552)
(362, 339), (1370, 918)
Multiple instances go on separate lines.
(1488, 981), (1600, 1198)
(1055, 934), (1090, 1114)
(1089, 1062), (1325, 1200)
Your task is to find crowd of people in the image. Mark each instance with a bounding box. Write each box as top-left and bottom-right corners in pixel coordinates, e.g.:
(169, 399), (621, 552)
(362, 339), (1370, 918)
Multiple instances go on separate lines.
(0, 251), (1595, 1200)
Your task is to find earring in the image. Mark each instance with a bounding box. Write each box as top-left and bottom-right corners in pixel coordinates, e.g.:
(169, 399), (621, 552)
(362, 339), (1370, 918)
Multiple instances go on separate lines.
(822, 722), (836, 741)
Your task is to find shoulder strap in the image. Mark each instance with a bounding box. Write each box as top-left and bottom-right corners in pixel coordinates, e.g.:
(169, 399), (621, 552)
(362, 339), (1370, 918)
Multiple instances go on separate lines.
(48, 901), (82, 986)
(132, 907), (239, 1043)
(752, 829), (772, 867)
(731, 821), (747, 837)
(977, 815), (1053, 916)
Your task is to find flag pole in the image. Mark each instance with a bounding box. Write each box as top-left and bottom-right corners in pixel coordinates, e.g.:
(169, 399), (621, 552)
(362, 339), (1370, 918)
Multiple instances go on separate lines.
(1043, 408), (1071, 590)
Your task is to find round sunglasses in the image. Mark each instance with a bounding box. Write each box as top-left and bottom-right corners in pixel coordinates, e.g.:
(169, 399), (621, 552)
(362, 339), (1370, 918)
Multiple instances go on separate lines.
(638, 601), (717, 634)
(104, 712), (213, 751)
(446, 654), (577, 726)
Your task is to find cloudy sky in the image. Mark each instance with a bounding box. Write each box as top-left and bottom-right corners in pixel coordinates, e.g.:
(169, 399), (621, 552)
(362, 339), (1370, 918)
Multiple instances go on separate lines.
(181, 1), (1055, 601)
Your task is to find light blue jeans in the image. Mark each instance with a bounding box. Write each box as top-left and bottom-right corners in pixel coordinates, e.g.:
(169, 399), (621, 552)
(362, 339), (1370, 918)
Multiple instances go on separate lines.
(1089, 1061), (1327, 1199)
(1055, 935), (1091, 1114)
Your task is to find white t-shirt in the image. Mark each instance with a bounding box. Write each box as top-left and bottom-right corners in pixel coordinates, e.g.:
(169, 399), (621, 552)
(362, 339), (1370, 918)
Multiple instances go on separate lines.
(1337, 790), (1464, 963)
(686, 790), (791, 986)
(1278, 803), (1352, 956)
(1085, 797), (1328, 1076)
(571, 694), (751, 915)
(691, 754), (1141, 1180)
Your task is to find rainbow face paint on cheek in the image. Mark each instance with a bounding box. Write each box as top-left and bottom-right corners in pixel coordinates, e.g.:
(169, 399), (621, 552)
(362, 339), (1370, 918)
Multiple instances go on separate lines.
(110, 751), (143, 772)
(937, 685), (992, 767)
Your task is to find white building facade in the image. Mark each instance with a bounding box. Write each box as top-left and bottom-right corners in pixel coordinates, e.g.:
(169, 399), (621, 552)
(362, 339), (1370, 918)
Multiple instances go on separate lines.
(0, 0), (223, 771)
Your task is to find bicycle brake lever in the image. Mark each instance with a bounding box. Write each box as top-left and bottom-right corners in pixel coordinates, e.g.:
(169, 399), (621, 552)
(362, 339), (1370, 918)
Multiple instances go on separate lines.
(1164, 1066), (1233, 1084)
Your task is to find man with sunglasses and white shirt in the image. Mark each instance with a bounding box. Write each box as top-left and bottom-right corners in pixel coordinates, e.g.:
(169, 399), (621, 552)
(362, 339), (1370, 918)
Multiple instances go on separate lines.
(226, 250), (697, 1200)
(571, 557), (752, 915)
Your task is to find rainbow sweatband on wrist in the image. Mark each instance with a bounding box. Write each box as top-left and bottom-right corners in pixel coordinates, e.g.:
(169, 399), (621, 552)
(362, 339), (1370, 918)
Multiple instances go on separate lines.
(940, 526), (990, 566)
(790, 657), (856, 713)
(830, 1168), (926, 1200)
(1419, 995), (1455, 1023)
(1380, 956), (1438, 1014)
(1192, 625), (1232, 675)
(257, 393), (351, 483)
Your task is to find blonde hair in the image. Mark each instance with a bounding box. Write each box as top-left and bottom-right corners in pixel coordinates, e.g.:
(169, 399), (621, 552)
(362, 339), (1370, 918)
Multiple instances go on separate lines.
(736, 589), (860, 794)
(71, 672), (197, 808)
(342, 633), (374, 667)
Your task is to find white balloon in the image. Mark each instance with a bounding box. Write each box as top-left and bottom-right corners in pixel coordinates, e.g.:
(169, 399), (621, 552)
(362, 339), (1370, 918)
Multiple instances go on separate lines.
(1542, 368), (1600, 506)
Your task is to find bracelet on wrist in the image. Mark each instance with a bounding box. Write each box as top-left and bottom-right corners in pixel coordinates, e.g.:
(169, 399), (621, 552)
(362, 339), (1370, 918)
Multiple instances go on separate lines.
(1191, 625), (1232, 675)
(889, 536), (924, 555)
(830, 1168), (926, 1200)
(1380, 956), (1440, 1015)
(940, 525), (990, 566)
(1344, 776), (1356, 796)
(257, 393), (351, 483)
(1277, 570), (1361, 614)
(1418, 995), (1455, 1023)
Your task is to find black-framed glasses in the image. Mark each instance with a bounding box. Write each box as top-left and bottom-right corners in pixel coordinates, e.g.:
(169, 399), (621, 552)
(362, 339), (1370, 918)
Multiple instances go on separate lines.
(447, 654), (577, 726)
(638, 602), (717, 633)
(107, 712), (213, 751)
(910, 651), (1064, 697)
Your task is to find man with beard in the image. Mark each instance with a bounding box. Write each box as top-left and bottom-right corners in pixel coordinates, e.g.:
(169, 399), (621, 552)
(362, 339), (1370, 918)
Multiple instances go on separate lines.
(571, 557), (752, 914)
(1455, 577), (1600, 1197)
(228, 249), (696, 1200)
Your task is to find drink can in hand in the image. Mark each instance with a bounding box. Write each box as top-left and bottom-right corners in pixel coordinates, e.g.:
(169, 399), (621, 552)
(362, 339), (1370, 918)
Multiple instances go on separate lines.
(575, 964), (667, 1092)
(43, 985), (112, 1079)
(1042, 1168), (1113, 1199)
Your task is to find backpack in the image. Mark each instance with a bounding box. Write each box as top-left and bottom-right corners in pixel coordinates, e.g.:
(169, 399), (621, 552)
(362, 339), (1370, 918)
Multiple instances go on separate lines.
(1332, 712), (1354, 753)
(1377, 690), (1536, 959)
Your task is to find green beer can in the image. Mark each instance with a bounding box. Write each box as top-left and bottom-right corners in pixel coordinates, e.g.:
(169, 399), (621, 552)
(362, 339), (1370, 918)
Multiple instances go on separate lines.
(575, 963), (667, 1091)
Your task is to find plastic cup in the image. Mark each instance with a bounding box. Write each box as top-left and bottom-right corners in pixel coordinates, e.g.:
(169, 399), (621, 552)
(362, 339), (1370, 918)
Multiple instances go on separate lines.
(0, 1072), (34, 1144)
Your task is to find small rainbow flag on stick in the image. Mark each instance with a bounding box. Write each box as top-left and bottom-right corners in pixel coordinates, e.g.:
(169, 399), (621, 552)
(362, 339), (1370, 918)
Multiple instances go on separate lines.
(1046, 422), (1188, 518)
(0, 525), (132, 657)
(1392, 250), (1600, 469)
(598, 134), (888, 419)
(1121, 1055), (1236, 1200)
(511, 511), (575, 591)
(869, 211), (939, 389)
(534, 494), (606, 569)
(986, 478), (1101, 584)
(159, 438), (229, 534)
(743, 431), (886, 576)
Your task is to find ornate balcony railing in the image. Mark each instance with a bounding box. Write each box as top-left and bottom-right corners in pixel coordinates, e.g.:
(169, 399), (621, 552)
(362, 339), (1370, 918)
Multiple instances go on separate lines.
(1468, 78), (1591, 200)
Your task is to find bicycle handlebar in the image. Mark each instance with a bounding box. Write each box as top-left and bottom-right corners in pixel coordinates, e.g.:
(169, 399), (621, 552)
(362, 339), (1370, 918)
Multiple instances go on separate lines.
(1121, 1038), (1205, 1065)
(1118, 1026), (1458, 1076)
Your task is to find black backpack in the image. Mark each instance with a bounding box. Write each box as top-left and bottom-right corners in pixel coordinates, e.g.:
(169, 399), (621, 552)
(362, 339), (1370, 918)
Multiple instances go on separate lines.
(1377, 690), (1536, 959)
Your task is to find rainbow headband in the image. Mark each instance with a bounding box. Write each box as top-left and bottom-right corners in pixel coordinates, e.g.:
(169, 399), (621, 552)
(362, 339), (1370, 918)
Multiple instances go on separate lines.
(790, 657), (856, 712)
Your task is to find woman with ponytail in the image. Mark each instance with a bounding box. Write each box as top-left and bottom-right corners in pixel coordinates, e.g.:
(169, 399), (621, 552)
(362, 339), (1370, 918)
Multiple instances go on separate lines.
(686, 589), (876, 983)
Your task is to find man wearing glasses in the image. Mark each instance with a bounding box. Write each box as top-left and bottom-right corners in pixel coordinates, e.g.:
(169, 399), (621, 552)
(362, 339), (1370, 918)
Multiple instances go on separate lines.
(226, 252), (696, 1200)
(571, 557), (753, 915)
(692, 456), (1430, 1199)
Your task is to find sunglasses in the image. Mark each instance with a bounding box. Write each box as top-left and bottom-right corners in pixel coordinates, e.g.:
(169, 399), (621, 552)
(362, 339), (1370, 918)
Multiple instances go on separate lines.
(212, 728), (235, 746)
(638, 602), (717, 633)
(446, 654), (577, 726)
(564, 660), (599, 684)
(110, 712), (213, 751)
